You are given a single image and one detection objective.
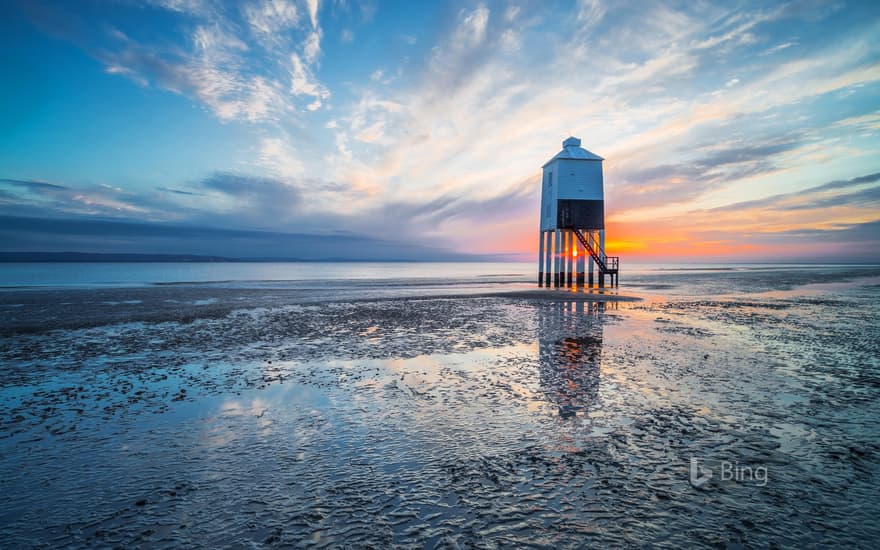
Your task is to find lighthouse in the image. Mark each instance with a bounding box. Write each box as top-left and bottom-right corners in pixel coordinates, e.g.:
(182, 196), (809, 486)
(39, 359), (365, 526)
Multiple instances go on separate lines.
(537, 136), (618, 289)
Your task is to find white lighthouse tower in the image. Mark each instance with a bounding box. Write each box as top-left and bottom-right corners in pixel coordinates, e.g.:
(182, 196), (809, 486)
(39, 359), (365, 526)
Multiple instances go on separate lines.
(537, 136), (618, 288)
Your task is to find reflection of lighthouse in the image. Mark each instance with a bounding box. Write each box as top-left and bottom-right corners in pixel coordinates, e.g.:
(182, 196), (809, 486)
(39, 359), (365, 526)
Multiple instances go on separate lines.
(537, 300), (607, 418)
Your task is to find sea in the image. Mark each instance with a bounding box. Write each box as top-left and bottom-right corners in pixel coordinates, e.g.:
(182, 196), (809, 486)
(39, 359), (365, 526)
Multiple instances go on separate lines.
(2, 260), (878, 293)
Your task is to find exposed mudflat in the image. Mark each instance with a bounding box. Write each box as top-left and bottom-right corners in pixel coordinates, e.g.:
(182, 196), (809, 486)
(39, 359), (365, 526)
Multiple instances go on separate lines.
(1, 268), (879, 547)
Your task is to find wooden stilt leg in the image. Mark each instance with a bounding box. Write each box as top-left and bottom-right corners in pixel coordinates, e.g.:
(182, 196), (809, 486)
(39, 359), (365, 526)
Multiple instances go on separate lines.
(537, 230), (545, 287)
(544, 231), (551, 287)
(553, 230), (561, 288)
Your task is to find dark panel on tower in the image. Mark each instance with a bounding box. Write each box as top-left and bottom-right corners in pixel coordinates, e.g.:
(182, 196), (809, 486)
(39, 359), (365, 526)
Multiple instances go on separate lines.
(557, 199), (604, 230)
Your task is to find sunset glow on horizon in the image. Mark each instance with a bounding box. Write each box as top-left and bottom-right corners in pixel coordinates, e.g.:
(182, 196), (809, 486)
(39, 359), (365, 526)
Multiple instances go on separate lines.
(1, 1), (878, 262)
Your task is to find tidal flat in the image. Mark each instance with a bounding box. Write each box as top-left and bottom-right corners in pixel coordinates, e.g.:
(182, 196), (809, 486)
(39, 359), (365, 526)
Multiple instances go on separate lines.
(1, 266), (879, 548)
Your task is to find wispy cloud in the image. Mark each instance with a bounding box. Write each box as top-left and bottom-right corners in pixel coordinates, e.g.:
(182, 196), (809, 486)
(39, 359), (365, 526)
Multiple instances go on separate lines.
(37, 0), (333, 124)
(289, 53), (329, 110)
(576, 0), (604, 26)
(708, 172), (880, 212)
(244, 0), (300, 37)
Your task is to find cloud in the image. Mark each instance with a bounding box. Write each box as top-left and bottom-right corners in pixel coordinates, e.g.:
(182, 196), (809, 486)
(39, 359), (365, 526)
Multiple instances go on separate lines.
(458, 3), (489, 47)
(606, 135), (873, 225)
(576, 0), (605, 28)
(726, 219), (880, 262)
(258, 137), (304, 177)
(372, 177), (534, 229)
(149, 0), (209, 15)
(0, 168), (539, 255)
(768, 219), (880, 244)
(0, 178), (67, 193)
(196, 172), (302, 224)
(303, 29), (322, 64)
(422, 4), (495, 91)
(813, 172), (880, 191)
(780, 185), (880, 211)
(599, 168), (880, 261)
(157, 187), (203, 196)
(0, 170), (536, 259)
(22, 0), (331, 122)
(306, 0), (320, 29)
(708, 172), (880, 213)
(760, 41), (797, 56)
(290, 53), (330, 110)
(340, 93), (402, 147)
(1, 177), (189, 220)
(243, 0), (300, 36)
(0, 215), (479, 260)
(832, 112), (880, 132)
(94, 24), (294, 122)
(335, 132), (352, 161)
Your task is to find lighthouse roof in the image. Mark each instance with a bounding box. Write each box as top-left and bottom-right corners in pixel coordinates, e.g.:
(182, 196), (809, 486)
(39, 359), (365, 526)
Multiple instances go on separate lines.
(542, 136), (604, 167)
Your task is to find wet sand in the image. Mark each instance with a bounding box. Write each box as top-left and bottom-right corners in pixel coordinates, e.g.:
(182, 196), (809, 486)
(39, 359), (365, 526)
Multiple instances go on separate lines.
(0, 286), (638, 336)
(1, 268), (879, 547)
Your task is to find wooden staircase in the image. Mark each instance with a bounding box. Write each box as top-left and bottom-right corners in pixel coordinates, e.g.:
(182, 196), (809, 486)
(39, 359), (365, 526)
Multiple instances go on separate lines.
(573, 229), (619, 287)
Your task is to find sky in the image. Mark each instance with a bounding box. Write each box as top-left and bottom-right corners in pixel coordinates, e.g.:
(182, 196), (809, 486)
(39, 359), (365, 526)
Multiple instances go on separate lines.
(1, 0), (879, 262)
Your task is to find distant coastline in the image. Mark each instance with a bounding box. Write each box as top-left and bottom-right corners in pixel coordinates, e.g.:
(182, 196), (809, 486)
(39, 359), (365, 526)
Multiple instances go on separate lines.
(0, 252), (508, 263)
(0, 252), (876, 265)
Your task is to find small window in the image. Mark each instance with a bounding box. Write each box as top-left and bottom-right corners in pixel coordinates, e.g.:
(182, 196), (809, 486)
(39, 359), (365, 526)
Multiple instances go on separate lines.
(548, 171), (553, 187)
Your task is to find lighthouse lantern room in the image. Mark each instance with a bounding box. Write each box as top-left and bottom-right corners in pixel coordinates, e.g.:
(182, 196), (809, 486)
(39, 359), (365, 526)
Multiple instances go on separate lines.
(537, 136), (619, 288)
